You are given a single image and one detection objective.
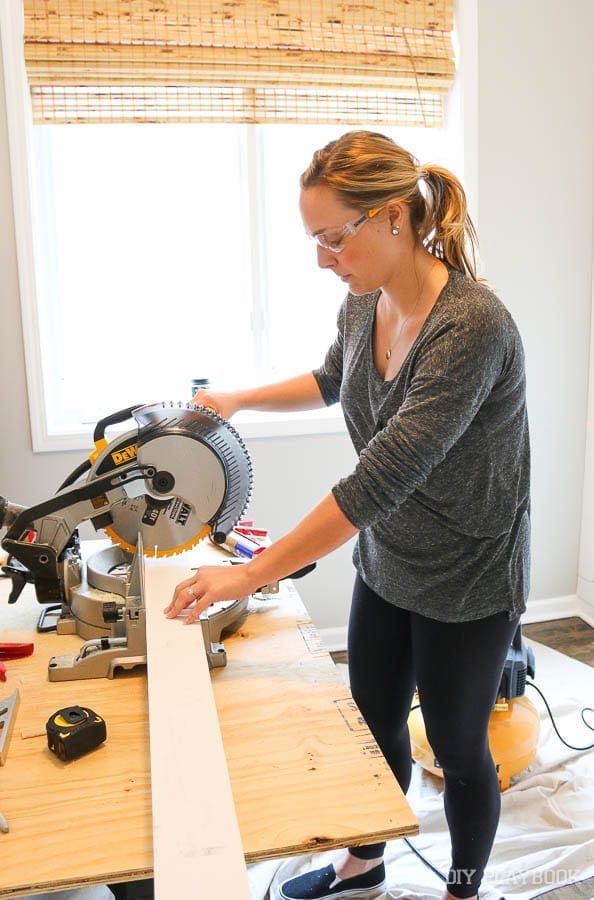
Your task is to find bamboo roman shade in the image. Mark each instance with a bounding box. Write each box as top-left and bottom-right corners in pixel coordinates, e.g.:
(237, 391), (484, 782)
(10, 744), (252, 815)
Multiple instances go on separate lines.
(23, 1), (455, 127)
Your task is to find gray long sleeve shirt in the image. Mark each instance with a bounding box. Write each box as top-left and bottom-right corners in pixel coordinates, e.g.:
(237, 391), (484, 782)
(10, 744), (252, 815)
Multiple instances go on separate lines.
(313, 266), (530, 622)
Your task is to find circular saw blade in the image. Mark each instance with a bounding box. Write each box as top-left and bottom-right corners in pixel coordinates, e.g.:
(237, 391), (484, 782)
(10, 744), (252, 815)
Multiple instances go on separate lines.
(89, 403), (252, 557)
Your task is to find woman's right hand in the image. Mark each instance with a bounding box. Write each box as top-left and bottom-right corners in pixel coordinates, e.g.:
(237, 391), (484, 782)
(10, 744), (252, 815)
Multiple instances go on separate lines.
(191, 373), (325, 419)
(190, 389), (242, 421)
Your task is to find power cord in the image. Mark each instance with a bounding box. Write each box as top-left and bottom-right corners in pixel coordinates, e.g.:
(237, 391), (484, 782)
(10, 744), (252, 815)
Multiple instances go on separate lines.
(403, 837), (447, 883)
(526, 680), (594, 751)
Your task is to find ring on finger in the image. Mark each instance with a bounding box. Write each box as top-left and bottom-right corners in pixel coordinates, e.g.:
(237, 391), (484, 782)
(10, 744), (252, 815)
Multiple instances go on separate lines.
(186, 587), (196, 598)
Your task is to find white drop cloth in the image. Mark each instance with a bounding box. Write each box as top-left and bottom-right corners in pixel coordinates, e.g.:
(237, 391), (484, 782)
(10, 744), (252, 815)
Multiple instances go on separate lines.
(248, 638), (594, 900)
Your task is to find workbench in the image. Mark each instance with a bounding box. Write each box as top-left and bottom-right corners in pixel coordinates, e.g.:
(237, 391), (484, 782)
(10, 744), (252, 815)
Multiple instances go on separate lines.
(0, 542), (418, 898)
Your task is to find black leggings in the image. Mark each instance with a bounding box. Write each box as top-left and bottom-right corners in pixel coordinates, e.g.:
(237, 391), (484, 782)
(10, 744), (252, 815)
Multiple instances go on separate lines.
(347, 574), (519, 898)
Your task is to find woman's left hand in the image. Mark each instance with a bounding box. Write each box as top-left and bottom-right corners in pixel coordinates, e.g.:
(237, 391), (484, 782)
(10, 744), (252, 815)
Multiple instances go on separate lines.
(164, 563), (257, 625)
(164, 494), (356, 625)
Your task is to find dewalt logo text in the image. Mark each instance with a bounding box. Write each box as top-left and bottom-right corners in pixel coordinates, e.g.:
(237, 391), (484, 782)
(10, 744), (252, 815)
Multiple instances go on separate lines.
(111, 443), (138, 465)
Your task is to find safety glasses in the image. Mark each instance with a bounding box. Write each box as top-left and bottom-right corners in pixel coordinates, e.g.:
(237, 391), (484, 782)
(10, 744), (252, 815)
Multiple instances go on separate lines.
(308, 204), (386, 253)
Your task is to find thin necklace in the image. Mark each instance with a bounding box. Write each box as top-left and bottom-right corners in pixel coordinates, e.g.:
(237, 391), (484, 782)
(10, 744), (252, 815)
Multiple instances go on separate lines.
(384, 288), (424, 360)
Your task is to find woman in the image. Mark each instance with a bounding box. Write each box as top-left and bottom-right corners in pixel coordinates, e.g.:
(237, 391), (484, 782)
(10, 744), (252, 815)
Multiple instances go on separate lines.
(165, 131), (530, 900)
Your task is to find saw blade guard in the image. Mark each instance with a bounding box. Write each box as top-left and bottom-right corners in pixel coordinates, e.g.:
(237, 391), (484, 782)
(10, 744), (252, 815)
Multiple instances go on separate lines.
(89, 402), (252, 557)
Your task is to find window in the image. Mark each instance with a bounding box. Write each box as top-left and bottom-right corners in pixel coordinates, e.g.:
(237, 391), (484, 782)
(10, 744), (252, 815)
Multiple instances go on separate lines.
(1, 2), (473, 450)
(31, 121), (460, 443)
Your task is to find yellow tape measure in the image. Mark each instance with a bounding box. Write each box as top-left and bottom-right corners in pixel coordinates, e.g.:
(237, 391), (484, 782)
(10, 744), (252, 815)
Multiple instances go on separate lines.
(46, 706), (107, 761)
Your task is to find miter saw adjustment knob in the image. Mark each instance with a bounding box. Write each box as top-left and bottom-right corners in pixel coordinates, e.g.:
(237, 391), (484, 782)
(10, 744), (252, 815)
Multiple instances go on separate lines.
(102, 601), (121, 624)
(151, 470), (175, 494)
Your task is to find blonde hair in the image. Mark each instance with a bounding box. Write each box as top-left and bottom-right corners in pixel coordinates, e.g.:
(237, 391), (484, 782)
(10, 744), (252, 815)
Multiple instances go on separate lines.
(300, 130), (479, 281)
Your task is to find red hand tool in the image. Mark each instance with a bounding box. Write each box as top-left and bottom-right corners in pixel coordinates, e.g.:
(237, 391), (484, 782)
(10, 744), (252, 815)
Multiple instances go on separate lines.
(0, 643), (34, 681)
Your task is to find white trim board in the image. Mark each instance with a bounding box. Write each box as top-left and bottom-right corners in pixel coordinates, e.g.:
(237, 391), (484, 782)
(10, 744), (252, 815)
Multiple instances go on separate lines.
(143, 558), (251, 900)
(523, 593), (583, 624)
(0, 2), (51, 452)
(318, 594), (592, 654)
(577, 253), (594, 630)
(576, 578), (594, 627)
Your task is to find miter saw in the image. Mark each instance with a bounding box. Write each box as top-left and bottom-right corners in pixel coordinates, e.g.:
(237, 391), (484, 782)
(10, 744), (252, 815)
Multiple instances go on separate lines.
(0, 402), (255, 680)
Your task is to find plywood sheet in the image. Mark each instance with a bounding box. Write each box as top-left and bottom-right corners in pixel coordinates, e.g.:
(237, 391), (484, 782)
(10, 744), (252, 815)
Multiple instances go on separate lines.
(0, 541), (417, 897)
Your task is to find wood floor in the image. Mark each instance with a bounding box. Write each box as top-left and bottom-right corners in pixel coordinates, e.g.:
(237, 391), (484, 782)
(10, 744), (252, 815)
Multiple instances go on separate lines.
(331, 616), (594, 668)
(331, 617), (594, 900)
(523, 617), (594, 667)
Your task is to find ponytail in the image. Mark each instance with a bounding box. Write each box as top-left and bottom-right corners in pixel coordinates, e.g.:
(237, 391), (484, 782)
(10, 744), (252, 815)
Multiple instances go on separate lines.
(414, 164), (479, 281)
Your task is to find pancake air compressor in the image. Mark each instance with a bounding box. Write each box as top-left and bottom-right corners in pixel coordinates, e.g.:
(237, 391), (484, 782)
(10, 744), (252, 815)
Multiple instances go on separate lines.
(408, 625), (540, 790)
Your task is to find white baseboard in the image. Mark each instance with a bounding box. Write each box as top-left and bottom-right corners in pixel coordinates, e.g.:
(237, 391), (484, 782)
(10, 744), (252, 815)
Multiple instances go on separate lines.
(576, 577), (594, 626)
(522, 594), (582, 624)
(319, 594), (593, 654)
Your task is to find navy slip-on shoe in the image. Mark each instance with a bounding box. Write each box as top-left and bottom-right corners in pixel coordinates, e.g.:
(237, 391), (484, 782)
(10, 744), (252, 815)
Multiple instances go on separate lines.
(278, 862), (386, 900)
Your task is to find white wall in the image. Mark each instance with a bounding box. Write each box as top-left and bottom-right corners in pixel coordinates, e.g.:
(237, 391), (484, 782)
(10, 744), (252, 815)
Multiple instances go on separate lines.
(476, 0), (594, 617)
(1, 0), (593, 634)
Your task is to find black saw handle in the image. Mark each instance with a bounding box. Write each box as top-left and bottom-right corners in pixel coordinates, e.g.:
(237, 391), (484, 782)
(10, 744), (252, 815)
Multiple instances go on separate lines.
(93, 404), (144, 443)
(284, 562), (317, 581)
(58, 404), (145, 491)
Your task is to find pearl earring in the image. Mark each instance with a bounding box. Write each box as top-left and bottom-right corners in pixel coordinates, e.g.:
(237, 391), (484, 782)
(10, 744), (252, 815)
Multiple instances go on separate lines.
(391, 226), (400, 236)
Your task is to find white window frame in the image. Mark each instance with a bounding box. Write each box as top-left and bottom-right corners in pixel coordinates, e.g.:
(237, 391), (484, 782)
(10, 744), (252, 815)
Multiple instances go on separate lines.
(0, 0), (478, 453)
